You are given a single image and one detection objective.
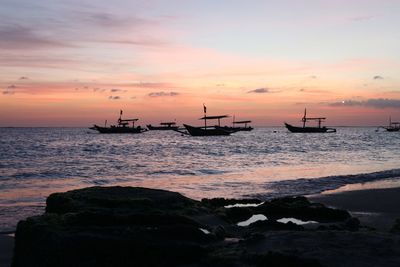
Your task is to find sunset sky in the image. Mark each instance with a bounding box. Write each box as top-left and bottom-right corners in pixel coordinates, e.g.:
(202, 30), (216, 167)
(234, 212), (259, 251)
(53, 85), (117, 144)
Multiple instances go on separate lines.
(1, 0), (400, 126)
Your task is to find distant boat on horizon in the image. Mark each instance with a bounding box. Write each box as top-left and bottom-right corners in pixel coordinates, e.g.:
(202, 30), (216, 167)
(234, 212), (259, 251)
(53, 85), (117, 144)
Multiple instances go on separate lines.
(285, 109), (336, 133)
(90, 110), (147, 134)
(147, 122), (179, 131)
(216, 117), (253, 132)
(383, 117), (400, 132)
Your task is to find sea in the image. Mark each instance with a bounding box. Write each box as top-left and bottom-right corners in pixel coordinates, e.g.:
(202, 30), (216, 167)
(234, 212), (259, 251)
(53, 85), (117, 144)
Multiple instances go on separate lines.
(1, 127), (400, 232)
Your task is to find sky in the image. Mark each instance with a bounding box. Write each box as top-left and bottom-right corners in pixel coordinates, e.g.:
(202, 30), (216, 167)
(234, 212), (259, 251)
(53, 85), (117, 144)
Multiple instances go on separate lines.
(0, 0), (400, 126)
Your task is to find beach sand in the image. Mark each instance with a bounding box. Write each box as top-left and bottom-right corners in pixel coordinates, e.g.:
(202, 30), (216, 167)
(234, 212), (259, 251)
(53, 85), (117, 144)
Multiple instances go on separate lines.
(0, 234), (14, 267)
(310, 186), (400, 231)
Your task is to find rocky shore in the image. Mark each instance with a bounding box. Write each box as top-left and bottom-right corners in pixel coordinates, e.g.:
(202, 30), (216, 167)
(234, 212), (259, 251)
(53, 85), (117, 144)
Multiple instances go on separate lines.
(10, 186), (400, 267)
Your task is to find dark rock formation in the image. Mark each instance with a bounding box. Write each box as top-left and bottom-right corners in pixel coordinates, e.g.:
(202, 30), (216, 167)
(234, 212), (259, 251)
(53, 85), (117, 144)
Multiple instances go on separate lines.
(391, 219), (400, 233)
(201, 197), (262, 208)
(254, 196), (351, 223)
(13, 187), (216, 267)
(13, 187), (373, 267)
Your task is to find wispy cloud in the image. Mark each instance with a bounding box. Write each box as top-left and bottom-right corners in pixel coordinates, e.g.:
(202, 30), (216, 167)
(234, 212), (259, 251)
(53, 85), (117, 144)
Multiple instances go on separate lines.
(373, 75), (384, 80)
(0, 25), (70, 50)
(148, 91), (179, 97)
(108, 96), (121, 100)
(2, 90), (15, 95)
(102, 38), (169, 47)
(299, 88), (331, 94)
(19, 76), (29, 80)
(93, 88), (106, 93)
(247, 88), (269, 94)
(131, 82), (172, 88)
(330, 98), (400, 109)
(3, 84), (17, 95)
(110, 88), (127, 93)
(349, 15), (375, 22)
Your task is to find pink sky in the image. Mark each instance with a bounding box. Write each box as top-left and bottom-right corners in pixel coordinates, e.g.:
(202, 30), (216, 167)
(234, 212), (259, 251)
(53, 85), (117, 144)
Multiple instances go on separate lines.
(1, 0), (400, 126)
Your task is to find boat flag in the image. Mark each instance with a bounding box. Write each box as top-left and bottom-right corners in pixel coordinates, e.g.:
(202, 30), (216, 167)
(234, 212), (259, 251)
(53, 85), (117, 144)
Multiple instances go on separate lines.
(203, 104), (207, 114)
(120, 110), (123, 116)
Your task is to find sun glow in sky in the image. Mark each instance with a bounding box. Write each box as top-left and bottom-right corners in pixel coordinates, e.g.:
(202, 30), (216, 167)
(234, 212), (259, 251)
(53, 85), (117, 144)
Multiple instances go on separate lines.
(1, 0), (400, 126)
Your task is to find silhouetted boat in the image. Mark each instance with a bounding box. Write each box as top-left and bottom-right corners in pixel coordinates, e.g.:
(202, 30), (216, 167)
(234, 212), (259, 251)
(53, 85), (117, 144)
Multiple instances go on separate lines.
(285, 109), (336, 133)
(383, 117), (400, 132)
(147, 122), (179, 130)
(90, 110), (147, 134)
(216, 118), (253, 132)
(176, 105), (233, 136)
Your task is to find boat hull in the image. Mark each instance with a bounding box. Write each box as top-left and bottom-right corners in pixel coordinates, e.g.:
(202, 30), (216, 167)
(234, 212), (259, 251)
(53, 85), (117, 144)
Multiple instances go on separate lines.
(91, 125), (145, 134)
(183, 124), (232, 136)
(385, 127), (400, 132)
(147, 125), (179, 131)
(284, 123), (336, 133)
(215, 126), (253, 132)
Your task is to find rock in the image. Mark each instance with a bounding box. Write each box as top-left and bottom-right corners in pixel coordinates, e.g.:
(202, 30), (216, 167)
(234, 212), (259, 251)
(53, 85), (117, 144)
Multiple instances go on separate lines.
(344, 217), (360, 231)
(254, 196), (351, 223)
(241, 233), (266, 244)
(12, 187), (366, 267)
(201, 198), (261, 208)
(13, 187), (214, 267)
(250, 220), (304, 231)
(212, 225), (226, 239)
(390, 219), (400, 233)
(245, 251), (323, 267)
(224, 207), (254, 223)
(46, 186), (198, 214)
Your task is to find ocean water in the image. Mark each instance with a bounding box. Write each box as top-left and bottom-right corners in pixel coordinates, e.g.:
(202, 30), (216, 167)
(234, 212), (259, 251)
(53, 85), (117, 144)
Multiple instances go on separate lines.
(1, 127), (400, 232)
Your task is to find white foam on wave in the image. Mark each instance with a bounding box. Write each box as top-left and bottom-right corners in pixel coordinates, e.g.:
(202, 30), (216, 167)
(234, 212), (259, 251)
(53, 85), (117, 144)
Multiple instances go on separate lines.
(261, 168), (400, 199)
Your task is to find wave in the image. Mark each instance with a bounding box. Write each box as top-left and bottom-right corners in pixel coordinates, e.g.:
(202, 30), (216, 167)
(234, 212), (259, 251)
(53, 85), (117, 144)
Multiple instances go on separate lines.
(252, 168), (400, 199)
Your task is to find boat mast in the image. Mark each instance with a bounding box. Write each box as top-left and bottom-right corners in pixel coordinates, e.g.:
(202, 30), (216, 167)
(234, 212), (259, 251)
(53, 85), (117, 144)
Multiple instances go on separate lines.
(302, 108), (307, 128)
(203, 104), (207, 130)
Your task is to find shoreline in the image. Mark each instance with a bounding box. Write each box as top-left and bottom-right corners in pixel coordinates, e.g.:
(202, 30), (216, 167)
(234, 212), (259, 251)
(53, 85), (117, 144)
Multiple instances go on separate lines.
(309, 186), (400, 231)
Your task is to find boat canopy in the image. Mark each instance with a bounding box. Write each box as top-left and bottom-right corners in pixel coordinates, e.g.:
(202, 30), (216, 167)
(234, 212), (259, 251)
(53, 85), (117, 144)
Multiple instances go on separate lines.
(160, 122), (176, 125)
(233, 120), (251, 124)
(119, 119), (139, 122)
(199, 115), (229, 120)
(303, 117), (326, 121)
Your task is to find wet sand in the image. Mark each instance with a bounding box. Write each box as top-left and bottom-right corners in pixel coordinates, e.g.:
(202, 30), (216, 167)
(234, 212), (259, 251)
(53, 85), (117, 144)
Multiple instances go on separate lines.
(310, 186), (400, 231)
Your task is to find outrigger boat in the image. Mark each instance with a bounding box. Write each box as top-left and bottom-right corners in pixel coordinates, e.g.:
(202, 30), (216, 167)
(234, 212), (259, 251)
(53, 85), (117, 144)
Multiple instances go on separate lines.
(147, 122), (179, 131)
(90, 110), (147, 134)
(285, 109), (336, 133)
(382, 117), (400, 132)
(174, 105), (233, 136)
(216, 117), (253, 132)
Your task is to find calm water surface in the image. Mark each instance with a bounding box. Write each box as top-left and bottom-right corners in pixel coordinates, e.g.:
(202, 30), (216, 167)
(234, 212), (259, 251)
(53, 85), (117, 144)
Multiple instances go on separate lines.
(1, 127), (400, 232)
